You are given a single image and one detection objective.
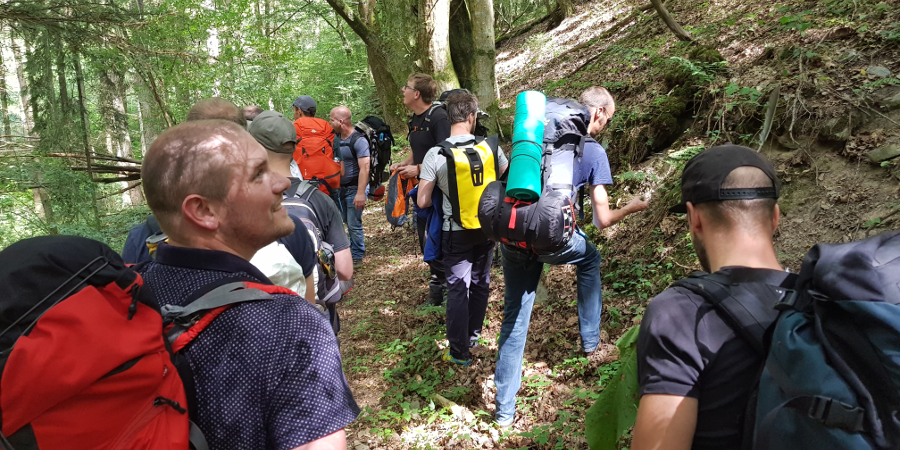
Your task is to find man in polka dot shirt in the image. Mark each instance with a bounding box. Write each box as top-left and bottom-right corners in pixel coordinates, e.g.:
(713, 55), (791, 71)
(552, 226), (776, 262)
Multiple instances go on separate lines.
(138, 119), (359, 449)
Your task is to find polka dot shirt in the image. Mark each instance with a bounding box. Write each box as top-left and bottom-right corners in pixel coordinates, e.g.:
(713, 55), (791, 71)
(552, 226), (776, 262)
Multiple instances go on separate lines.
(138, 244), (359, 450)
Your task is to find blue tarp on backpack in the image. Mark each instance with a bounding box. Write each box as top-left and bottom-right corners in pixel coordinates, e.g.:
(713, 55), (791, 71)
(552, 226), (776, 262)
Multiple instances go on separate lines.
(411, 187), (443, 263)
(754, 231), (900, 450)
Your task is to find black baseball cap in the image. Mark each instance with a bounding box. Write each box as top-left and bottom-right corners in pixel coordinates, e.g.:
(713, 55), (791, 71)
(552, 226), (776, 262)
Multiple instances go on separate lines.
(669, 144), (780, 214)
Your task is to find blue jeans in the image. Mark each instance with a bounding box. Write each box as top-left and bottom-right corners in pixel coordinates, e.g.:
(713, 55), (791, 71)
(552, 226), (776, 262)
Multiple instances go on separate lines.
(494, 231), (602, 425)
(336, 185), (367, 260)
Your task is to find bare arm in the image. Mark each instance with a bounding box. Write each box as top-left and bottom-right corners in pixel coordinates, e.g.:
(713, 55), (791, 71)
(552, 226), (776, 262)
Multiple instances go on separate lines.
(291, 428), (347, 450)
(417, 179), (435, 208)
(354, 156), (370, 209)
(334, 247), (353, 281)
(304, 274), (316, 304)
(390, 154), (413, 171)
(591, 184), (649, 229)
(632, 394), (698, 450)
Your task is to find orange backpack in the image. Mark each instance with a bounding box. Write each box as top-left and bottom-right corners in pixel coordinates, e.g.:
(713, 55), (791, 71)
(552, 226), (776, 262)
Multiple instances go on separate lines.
(293, 117), (342, 194)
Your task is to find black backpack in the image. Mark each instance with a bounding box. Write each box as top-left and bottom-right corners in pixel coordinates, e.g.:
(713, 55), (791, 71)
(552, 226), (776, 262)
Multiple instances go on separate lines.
(281, 181), (353, 333)
(351, 116), (394, 194)
(476, 97), (586, 254)
(411, 89), (491, 138)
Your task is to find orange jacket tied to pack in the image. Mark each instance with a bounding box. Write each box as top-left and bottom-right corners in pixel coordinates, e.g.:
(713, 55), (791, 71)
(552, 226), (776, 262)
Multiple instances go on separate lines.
(293, 117), (342, 194)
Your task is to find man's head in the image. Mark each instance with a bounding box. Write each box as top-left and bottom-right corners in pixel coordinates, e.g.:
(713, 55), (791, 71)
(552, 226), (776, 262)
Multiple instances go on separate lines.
(329, 106), (352, 134)
(243, 105), (264, 123)
(446, 90), (479, 132)
(403, 73), (437, 109)
(142, 120), (293, 260)
(249, 110), (298, 156)
(186, 98), (247, 127)
(580, 87), (616, 136)
(292, 95), (317, 119)
(671, 145), (780, 272)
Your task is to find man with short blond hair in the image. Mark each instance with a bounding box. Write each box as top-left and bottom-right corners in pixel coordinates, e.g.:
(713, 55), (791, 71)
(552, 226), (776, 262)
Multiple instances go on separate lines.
(139, 119), (359, 450)
(329, 106), (370, 266)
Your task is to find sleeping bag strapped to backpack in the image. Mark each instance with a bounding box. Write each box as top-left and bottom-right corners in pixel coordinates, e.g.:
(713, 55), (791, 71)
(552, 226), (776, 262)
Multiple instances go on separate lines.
(0, 236), (286, 450)
(436, 135), (500, 229)
(353, 116), (394, 194)
(293, 117), (342, 194)
(478, 97), (584, 254)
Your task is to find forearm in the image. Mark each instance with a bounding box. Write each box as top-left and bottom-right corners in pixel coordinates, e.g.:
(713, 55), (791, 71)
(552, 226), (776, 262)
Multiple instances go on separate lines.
(334, 248), (353, 280)
(593, 203), (634, 229)
(399, 154), (413, 166)
(304, 275), (316, 304)
(357, 161), (369, 192)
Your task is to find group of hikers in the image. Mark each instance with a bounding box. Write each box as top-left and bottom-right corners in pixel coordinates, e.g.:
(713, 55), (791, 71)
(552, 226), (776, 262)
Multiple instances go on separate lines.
(0, 70), (897, 450)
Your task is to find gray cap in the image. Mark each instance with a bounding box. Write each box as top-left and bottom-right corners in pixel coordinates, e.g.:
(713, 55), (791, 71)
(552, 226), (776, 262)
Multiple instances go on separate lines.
(248, 110), (297, 154)
(292, 95), (316, 113)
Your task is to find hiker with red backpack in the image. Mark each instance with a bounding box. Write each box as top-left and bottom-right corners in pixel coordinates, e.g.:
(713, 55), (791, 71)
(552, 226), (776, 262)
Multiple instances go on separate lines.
(632, 145), (792, 450)
(138, 119), (358, 448)
(329, 105), (370, 267)
(292, 95), (344, 202)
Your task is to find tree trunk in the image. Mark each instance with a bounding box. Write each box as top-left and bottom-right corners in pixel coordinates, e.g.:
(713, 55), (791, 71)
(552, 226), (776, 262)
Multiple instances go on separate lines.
(418, 0), (459, 93)
(0, 27), (10, 137)
(9, 35), (33, 135)
(73, 52), (93, 181)
(448, 0), (475, 90)
(649, 0), (692, 42)
(548, 0), (573, 30)
(466, 0), (497, 111)
(56, 47), (70, 121)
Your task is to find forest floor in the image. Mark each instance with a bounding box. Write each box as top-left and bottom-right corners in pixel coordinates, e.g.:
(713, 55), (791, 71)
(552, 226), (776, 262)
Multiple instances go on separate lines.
(340, 0), (900, 448)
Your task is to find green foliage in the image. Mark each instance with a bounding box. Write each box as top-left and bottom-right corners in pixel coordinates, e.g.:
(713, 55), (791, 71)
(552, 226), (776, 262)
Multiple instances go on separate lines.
(778, 10), (814, 33)
(585, 326), (641, 450)
(881, 23), (900, 43)
(614, 171), (659, 183)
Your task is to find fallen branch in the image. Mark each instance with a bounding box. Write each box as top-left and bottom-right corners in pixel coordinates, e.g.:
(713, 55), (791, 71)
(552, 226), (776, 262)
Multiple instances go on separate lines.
(495, 12), (553, 48)
(649, 0), (692, 41)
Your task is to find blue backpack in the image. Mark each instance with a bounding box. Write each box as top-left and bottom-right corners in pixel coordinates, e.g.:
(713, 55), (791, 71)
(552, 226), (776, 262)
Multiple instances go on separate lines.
(753, 230), (900, 449)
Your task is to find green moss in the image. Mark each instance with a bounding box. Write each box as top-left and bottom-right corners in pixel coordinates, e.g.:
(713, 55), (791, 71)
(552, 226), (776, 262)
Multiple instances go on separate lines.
(687, 45), (725, 63)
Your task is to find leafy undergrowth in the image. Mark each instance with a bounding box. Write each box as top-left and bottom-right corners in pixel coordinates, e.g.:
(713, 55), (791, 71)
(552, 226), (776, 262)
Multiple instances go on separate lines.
(338, 192), (697, 450)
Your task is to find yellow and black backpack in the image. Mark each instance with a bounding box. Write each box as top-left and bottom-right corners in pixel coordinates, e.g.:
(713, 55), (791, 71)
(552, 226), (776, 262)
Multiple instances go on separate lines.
(435, 135), (500, 229)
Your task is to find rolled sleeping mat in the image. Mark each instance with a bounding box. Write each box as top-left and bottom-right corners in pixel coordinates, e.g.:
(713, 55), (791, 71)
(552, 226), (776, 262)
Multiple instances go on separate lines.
(506, 91), (546, 201)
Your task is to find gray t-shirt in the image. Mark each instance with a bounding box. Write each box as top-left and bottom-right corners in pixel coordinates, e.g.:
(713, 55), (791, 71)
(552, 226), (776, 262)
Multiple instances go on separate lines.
(339, 131), (370, 186)
(420, 134), (509, 231)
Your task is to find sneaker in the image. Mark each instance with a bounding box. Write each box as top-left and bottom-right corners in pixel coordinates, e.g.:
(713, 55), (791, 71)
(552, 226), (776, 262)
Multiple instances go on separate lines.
(441, 349), (471, 366)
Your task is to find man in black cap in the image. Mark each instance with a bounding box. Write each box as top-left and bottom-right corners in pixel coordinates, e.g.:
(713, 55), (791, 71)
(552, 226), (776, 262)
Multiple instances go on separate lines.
(631, 145), (795, 450)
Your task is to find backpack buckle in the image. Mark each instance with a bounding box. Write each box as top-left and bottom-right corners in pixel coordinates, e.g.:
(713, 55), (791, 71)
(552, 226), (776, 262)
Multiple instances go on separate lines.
(808, 395), (865, 432)
(774, 289), (798, 311)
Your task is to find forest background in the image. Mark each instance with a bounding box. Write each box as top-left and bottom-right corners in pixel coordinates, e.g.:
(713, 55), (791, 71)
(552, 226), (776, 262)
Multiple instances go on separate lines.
(1, 0), (900, 448)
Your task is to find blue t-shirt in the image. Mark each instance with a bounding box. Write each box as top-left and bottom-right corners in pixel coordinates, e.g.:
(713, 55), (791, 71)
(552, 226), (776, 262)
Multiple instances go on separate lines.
(574, 137), (614, 189)
(339, 131), (370, 186)
(138, 244), (359, 449)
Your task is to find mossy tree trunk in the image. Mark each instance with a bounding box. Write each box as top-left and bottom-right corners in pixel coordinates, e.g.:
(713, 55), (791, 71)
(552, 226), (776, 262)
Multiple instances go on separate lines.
(466, 0), (498, 122)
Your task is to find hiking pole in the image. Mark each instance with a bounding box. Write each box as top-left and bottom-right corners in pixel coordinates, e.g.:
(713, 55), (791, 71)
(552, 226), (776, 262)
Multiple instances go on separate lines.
(0, 431), (15, 450)
(0, 256), (110, 343)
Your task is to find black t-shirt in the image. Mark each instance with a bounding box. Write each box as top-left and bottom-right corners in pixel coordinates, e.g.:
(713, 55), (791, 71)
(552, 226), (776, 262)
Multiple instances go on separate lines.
(278, 215), (317, 278)
(408, 106), (451, 164)
(637, 267), (796, 450)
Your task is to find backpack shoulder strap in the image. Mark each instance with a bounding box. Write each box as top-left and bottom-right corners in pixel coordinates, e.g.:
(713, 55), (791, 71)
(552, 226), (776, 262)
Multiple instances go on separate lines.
(160, 282), (272, 324)
(672, 272), (783, 356)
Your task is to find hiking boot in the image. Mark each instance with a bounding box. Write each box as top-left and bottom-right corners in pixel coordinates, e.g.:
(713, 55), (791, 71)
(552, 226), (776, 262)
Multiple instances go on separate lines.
(441, 349), (471, 367)
(353, 259), (363, 269)
(425, 284), (445, 306)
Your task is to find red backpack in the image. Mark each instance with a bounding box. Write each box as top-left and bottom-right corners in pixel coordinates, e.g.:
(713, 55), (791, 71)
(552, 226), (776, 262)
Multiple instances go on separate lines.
(293, 117), (342, 194)
(0, 236), (284, 450)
